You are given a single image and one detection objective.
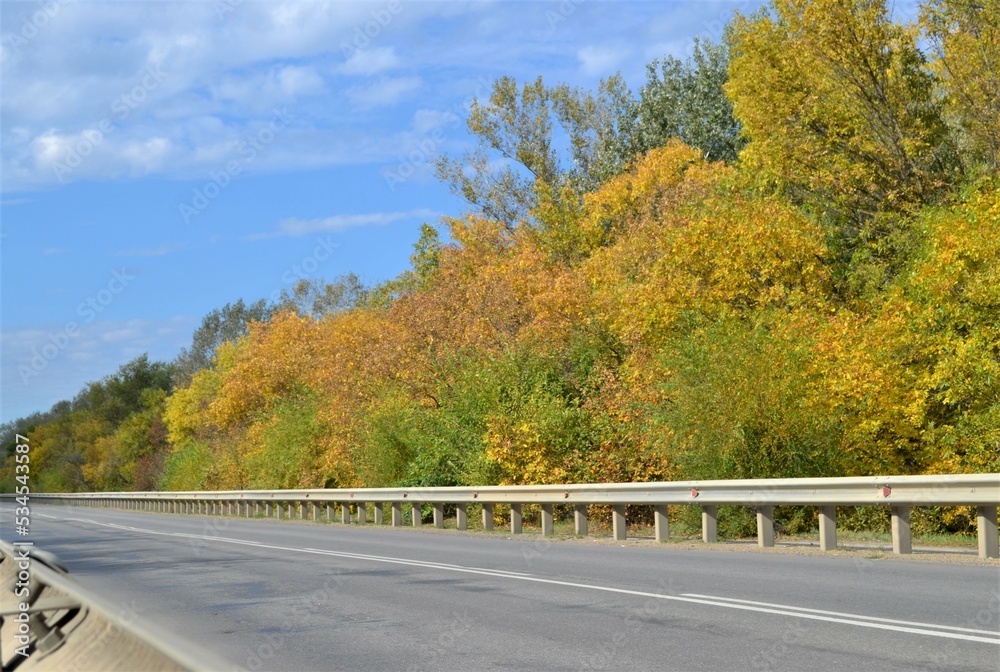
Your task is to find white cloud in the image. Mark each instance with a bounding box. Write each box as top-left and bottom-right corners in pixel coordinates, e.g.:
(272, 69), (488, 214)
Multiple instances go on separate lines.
(253, 208), (438, 239)
(338, 47), (401, 76)
(346, 76), (422, 109)
(577, 45), (629, 77)
(110, 244), (186, 257)
(0, 0), (709, 192)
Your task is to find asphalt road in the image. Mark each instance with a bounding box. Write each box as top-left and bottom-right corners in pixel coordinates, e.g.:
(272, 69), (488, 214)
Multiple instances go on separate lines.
(3, 504), (999, 671)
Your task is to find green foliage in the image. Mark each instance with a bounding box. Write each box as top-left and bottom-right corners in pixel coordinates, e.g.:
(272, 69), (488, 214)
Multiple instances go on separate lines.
(161, 439), (212, 491)
(655, 313), (847, 481)
(437, 39), (743, 228)
(435, 76), (561, 227)
(275, 274), (368, 319)
(76, 354), (174, 427)
(243, 394), (324, 489)
(365, 223), (443, 308)
(172, 298), (270, 387)
(610, 39), (745, 167)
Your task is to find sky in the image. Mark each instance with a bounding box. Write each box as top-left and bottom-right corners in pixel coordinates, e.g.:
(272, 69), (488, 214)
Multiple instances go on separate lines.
(0, 0), (766, 423)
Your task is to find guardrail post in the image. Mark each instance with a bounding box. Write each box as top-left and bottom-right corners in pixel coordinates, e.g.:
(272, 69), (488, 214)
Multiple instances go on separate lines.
(757, 506), (775, 547)
(510, 503), (522, 534)
(654, 505), (668, 542)
(325, 503), (333, 521)
(392, 502), (402, 527)
(819, 505), (837, 551)
(341, 503), (351, 524)
(277, 502), (285, 520)
(702, 505), (718, 543)
(612, 505), (626, 541)
(433, 503), (444, 528)
(574, 504), (588, 535)
(891, 506), (911, 554)
(456, 503), (468, 530)
(541, 504), (554, 536)
(311, 502), (318, 522)
(374, 502), (384, 525)
(357, 503), (367, 524)
(977, 506), (999, 559)
(411, 503), (422, 527)
(482, 503), (494, 530)
(300, 502), (308, 520)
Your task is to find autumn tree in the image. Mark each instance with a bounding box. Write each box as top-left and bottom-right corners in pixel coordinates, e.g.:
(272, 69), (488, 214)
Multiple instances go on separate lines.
(921, 0), (1000, 172)
(274, 274), (368, 319)
(172, 299), (270, 386)
(437, 40), (743, 228)
(605, 39), (745, 171)
(726, 0), (953, 226)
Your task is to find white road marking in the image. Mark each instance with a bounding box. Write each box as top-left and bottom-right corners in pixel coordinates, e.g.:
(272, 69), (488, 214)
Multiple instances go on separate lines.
(23, 510), (1000, 645)
(303, 548), (532, 577)
(682, 593), (1000, 636)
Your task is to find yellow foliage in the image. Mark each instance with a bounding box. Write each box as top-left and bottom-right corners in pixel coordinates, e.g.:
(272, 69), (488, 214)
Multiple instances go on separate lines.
(585, 151), (831, 348)
(727, 0), (948, 216)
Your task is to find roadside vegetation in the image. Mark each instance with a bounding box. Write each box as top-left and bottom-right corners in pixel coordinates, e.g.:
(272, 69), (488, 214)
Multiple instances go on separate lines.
(3, 0), (997, 539)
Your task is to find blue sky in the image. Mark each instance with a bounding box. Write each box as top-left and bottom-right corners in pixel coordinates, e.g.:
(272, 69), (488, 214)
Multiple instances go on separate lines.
(1, 0), (764, 423)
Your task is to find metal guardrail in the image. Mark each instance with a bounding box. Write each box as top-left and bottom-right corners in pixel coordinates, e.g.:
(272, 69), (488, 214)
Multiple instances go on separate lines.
(0, 539), (234, 671)
(7, 474), (1000, 558)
